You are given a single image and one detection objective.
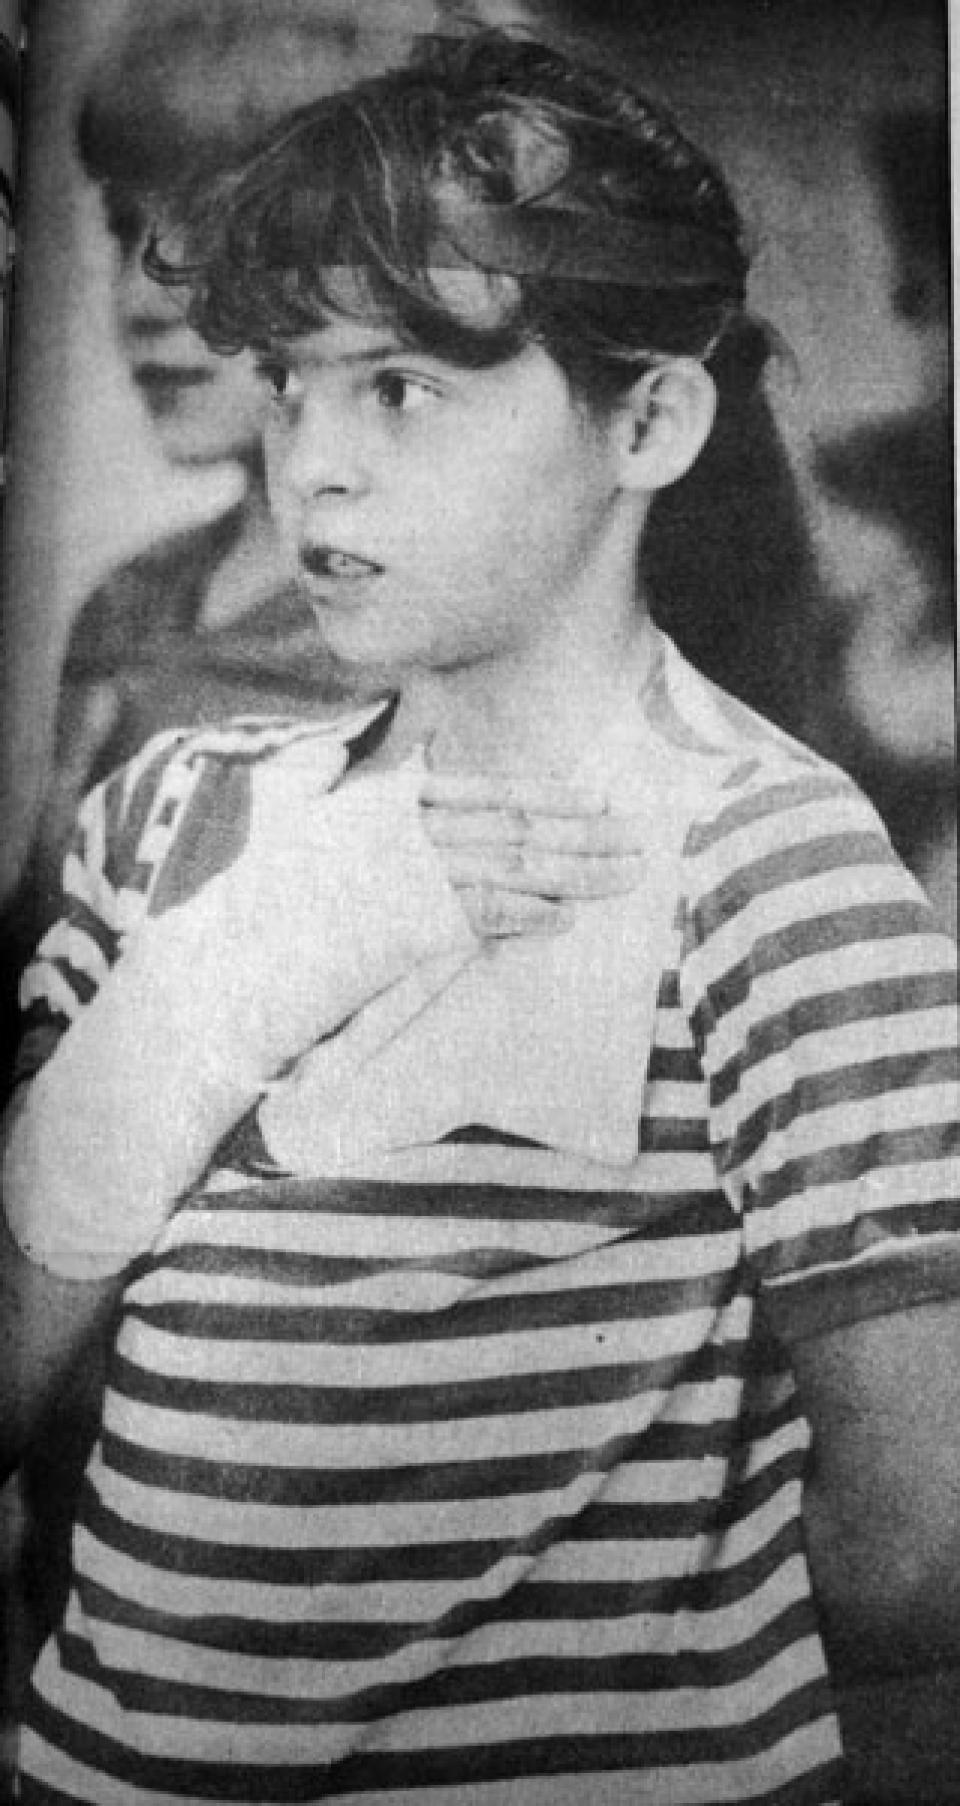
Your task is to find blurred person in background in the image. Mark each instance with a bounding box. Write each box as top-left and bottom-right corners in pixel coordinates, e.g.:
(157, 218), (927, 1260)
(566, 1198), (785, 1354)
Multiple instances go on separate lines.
(1, 0), (532, 1746)
(815, 110), (955, 936)
(15, 0), (458, 952)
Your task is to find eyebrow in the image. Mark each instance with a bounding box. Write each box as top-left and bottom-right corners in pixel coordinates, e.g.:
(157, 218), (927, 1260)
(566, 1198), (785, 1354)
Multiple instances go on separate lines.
(281, 339), (418, 371)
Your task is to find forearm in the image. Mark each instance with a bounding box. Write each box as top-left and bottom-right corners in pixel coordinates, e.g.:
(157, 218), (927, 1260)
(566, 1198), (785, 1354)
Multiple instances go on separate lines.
(0, 1211), (120, 1484)
(837, 1669), (960, 1805)
(804, 1469), (960, 1681)
(794, 1302), (960, 1683)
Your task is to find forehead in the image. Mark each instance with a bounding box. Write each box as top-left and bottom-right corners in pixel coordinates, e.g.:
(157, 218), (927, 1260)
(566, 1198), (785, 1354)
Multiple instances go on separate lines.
(275, 316), (417, 370)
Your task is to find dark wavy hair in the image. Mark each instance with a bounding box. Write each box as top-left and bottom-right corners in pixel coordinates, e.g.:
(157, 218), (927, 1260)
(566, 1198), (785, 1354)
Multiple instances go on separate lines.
(154, 28), (819, 732)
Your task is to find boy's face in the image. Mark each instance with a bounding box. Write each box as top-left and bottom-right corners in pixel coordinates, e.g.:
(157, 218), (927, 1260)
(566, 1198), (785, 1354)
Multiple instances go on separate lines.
(108, 194), (270, 469)
(262, 312), (626, 687)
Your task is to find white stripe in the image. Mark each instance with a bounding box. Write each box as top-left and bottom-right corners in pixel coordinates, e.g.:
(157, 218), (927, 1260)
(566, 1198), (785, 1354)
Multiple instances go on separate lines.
(75, 1529), (538, 1627)
(93, 1551), (811, 1707)
(332, 1722), (842, 1805)
(541, 1483), (797, 1585)
(120, 1300), (736, 1390)
(19, 1716), (840, 1806)
(100, 1371), (706, 1470)
(92, 1450), (731, 1553)
(159, 1206), (739, 1285)
(165, 1205), (624, 1264)
(29, 1637), (827, 1769)
(741, 1081), (957, 1181)
(746, 1154), (960, 1258)
(708, 932), (956, 1071)
(372, 1640), (829, 1753)
(701, 788), (889, 881)
(718, 1003), (958, 1142)
(18, 960), (81, 1021)
(690, 862), (924, 1007)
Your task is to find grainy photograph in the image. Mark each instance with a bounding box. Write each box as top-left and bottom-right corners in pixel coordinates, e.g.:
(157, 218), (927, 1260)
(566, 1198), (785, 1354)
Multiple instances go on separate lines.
(0, 2), (956, 1802)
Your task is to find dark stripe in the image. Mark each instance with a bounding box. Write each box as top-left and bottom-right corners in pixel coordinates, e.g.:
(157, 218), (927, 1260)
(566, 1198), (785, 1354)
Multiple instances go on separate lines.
(152, 1239), (551, 1289)
(99, 738), (189, 896)
(79, 1437), (804, 1590)
(686, 773), (857, 857)
(764, 1231), (960, 1342)
(639, 1113), (711, 1154)
(692, 831), (897, 943)
(174, 1178), (735, 1244)
(692, 899), (935, 1040)
(127, 1269), (742, 1345)
(107, 1322), (740, 1423)
(25, 1672), (836, 1801)
(98, 1400), (751, 1507)
(748, 1118), (958, 1215)
(516, 1517), (806, 1620)
(53, 1597), (817, 1730)
(55, 893), (123, 966)
(646, 1040), (702, 1083)
(712, 968), (958, 1104)
(733, 1046), (958, 1169)
(67, 1512), (803, 1671)
(334, 1721), (842, 1803)
(12, 1022), (65, 1087)
(41, 954), (98, 1011)
(177, 1174), (705, 1230)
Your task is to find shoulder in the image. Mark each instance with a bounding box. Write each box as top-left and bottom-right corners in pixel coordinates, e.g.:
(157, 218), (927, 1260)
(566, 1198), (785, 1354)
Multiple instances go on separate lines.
(640, 637), (953, 1035)
(65, 512), (242, 665)
(71, 708), (377, 914)
(14, 708), (379, 1081)
(646, 634), (915, 913)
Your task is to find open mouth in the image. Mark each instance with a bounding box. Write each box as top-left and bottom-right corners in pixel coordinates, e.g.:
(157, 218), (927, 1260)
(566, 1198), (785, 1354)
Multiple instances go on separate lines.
(299, 544), (384, 583)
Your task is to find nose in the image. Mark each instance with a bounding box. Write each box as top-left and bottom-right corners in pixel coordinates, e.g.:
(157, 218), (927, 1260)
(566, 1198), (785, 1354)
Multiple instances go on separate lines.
(272, 391), (370, 504)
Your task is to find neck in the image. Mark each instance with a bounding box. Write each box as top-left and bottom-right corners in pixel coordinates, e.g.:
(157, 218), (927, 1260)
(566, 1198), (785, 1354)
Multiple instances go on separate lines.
(383, 582), (653, 780)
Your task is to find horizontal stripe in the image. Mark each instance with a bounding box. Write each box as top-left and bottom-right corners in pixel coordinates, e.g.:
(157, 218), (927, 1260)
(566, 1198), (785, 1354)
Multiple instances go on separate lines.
(735, 1066), (957, 1174)
(77, 1445), (801, 1592)
(67, 1553), (814, 1707)
(95, 1391), (748, 1507)
(125, 1268), (740, 1343)
(52, 1609), (824, 1743)
(121, 1284), (738, 1387)
(747, 1120), (958, 1216)
(22, 1672), (836, 1798)
(89, 1454), (731, 1556)
(716, 969), (957, 1102)
(97, 1361), (735, 1482)
(687, 773), (856, 856)
(107, 1332), (731, 1426)
(693, 897), (935, 1043)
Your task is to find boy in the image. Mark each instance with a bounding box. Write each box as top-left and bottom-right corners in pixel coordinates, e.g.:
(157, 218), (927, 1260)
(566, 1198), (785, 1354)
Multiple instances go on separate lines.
(3, 29), (958, 1805)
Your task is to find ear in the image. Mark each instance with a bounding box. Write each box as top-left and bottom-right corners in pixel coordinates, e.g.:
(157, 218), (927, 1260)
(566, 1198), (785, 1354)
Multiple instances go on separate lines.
(616, 357), (717, 492)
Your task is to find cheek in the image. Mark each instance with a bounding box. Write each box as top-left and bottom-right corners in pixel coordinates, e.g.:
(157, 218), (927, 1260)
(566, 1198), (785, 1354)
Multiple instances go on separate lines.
(265, 429), (297, 529)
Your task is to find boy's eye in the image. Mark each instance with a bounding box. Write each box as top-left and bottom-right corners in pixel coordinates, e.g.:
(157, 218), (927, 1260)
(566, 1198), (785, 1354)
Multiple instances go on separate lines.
(256, 357), (301, 406)
(373, 370), (439, 414)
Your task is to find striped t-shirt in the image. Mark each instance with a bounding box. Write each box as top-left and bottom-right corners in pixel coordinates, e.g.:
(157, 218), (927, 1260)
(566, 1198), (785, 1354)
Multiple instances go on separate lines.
(12, 634), (960, 1805)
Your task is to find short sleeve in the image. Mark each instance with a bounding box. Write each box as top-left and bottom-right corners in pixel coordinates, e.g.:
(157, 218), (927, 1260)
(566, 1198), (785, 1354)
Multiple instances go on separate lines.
(12, 729), (200, 1090)
(679, 759), (960, 1344)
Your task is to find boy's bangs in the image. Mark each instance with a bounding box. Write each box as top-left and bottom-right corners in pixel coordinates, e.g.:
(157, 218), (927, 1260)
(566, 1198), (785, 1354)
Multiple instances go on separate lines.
(188, 98), (527, 359)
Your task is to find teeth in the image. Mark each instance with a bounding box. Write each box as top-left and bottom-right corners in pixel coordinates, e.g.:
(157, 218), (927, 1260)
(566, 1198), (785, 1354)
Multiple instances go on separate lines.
(304, 545), (379, 580)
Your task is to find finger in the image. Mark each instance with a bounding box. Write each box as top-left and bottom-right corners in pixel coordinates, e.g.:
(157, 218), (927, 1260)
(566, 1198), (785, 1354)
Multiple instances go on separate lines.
(447, 848), (643, 900)
(460, 884), (576, 940)
(422, 805), (645, 857)
(420, 771), (609, 817)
